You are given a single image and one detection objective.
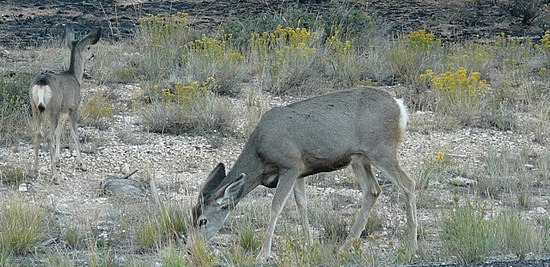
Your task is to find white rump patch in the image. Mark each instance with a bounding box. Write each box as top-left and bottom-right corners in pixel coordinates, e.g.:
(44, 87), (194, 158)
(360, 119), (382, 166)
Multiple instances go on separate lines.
(31, 85), (52, 109)
(394, 98), (409, 133)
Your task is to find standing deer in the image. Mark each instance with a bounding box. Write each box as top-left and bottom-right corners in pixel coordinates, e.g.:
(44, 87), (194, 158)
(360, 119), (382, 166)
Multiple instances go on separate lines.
(29, 26), (101, 183)
(192, 87), (417, 261)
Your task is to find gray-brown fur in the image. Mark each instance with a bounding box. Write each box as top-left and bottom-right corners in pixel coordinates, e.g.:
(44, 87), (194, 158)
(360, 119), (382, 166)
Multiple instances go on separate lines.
(193, 87), (417, 262)
(29, 26), (101, 183)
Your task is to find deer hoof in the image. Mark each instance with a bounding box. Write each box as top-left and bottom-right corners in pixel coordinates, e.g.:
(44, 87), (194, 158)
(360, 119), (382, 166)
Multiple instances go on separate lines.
(78, 163), (87, 171)
(255, 251), (273, 263)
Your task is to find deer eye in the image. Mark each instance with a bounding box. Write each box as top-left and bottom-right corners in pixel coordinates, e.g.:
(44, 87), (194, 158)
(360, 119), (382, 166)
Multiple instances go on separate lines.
(199, 218), (208, 227)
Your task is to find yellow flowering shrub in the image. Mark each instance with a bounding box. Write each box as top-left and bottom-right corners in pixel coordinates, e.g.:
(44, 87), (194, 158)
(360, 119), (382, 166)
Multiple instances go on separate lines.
(326, 35), (354, 56)
(251, 25), (312, 50)
(421, 67), (487, 98)
(138, 12), (190, 49)
(421, 67), (487, 122)
(250, 25), (318, 94)
(161, 77), (218, 103)
(537, 30), (550, 51)
(406, 29), (441, 50)
(186, 34), (245, 63)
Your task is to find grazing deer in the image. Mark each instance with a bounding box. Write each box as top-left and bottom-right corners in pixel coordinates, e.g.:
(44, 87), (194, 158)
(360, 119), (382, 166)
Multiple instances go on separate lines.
(29, 26), (101, 183)
(192, 87), (417, 261)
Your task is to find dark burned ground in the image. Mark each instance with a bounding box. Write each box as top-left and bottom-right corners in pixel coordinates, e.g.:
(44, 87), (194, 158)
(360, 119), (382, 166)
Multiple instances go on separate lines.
(0, 0), (548, 48)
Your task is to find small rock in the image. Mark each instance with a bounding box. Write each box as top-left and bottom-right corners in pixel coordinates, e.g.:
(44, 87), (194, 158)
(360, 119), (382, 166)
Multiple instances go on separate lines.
(535, 207), (547, 214)
(99, 176), (146, 199)
(449, 177), (477, 187)
(18, 183), (28, 192)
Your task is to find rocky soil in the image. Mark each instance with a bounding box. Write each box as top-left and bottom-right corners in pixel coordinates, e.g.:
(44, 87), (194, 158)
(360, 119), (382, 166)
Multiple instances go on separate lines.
(0, 1), (549, 266)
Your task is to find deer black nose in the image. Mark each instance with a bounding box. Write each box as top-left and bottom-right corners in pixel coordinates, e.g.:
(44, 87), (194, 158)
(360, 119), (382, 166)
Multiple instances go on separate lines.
(38, 104), (46, 113)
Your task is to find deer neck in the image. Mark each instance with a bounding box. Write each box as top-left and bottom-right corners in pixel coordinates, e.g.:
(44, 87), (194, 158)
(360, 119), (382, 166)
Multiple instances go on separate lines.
(224, 147), (265, 201)
(68, 49), (85, 85)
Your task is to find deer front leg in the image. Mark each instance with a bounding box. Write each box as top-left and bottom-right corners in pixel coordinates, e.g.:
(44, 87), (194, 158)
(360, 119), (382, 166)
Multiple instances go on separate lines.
(257, 168), (299, 262)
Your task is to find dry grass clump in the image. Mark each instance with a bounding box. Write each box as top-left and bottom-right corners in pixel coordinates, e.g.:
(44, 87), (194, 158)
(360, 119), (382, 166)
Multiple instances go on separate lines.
(439, 200), (497, 264)
(79, 92), (115, 130)
(138, 79), (235, 135)
(0, 198), (50, 256)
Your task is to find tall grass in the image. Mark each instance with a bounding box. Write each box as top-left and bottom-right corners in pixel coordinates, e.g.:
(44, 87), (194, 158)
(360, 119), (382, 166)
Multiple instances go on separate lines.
(439, 201), (496, 264)
(0, 198), (49, 255)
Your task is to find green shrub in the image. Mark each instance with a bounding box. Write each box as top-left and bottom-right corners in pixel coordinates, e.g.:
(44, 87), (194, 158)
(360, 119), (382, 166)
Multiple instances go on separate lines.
(136, 219), (160, 251)
(182, 34), (248, 96)
(159, 204), (188, 241)
(538, 30), (550, 51)
(135, 12), (197, 82)
(223, 3), (376, 46)
(406, 29), (441, 50)
(387, 30), (443, 109)
(250, 25), (321, 95)
(65, 225), (83, 249)
(439, 201), (496, 264)
(91, 44), (139, 84)
(0, 73), (32, 144)
(187, 235), (220, 267)
(79, 92), (114, 130)
(139, 79), (235, 135)
(479, 148), (532, 200)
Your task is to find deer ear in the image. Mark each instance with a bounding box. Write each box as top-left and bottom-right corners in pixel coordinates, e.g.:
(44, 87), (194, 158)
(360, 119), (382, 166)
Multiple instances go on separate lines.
(216, 174), (246, 208)
(199, 163), (227, 197)
(64, 26), (75, 49)
(78, 27), (102, 47)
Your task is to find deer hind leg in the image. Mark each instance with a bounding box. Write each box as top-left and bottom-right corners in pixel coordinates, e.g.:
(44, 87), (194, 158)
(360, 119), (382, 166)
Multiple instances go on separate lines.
(293, 178), (313, 246)
(343, 155), (381, 250)
(68, 109), (85, 170)
(32, 110), (42, 175)
(53, 114), (65, 167)
(372, 153), (417, 255)
(257, 168), (300, 262)
(48, 114), (60, 183)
